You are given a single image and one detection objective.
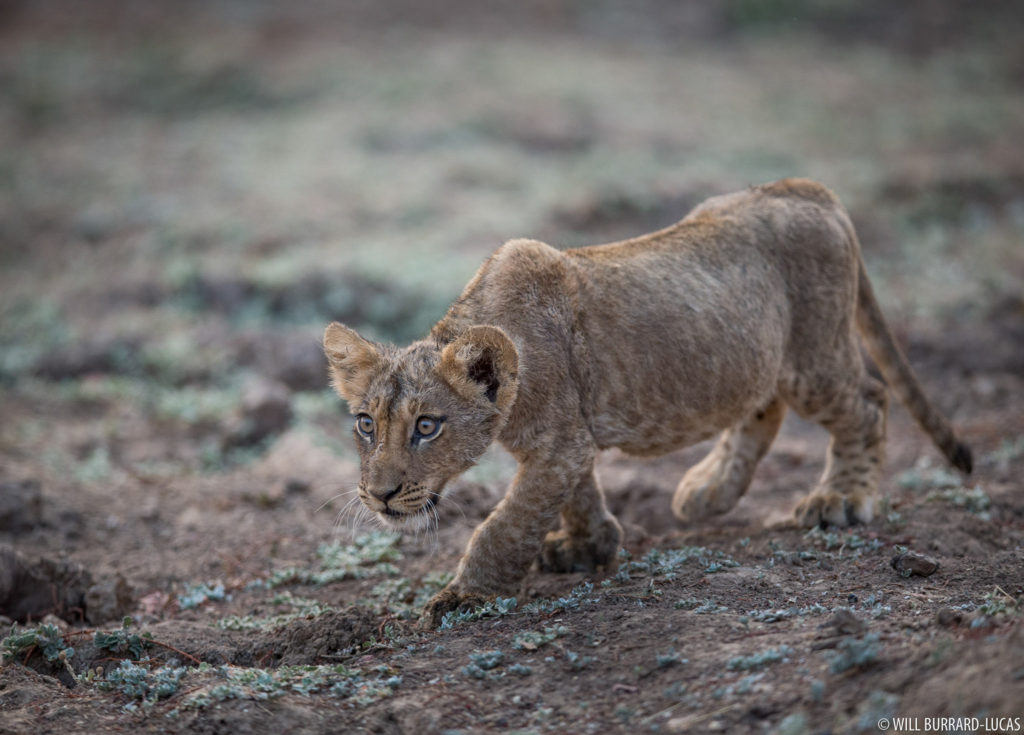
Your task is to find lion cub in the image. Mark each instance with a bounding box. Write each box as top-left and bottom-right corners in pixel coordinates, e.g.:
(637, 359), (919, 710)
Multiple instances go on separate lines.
(323, 178), (971, 628)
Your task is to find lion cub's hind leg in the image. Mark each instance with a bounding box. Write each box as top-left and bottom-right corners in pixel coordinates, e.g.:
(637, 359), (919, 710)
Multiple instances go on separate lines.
(672, 396), (787, 523)
(790, 375), (888, 528)
(540, 470), (623, 575)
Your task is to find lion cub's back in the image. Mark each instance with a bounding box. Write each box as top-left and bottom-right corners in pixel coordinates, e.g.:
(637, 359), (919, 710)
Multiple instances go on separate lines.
(564, 179), (856, 452)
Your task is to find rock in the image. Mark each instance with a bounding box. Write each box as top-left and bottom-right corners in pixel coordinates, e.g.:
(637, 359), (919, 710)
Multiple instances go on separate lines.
(891, 550), (940, 577)
(0, 479), (43, 532)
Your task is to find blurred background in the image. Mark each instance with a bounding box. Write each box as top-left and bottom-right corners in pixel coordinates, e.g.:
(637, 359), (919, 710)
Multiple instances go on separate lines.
(1, 0), (1022, 484)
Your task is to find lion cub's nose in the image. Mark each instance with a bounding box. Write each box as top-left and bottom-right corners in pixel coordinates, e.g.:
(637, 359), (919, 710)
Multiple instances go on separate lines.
(371, 484), (403, 503)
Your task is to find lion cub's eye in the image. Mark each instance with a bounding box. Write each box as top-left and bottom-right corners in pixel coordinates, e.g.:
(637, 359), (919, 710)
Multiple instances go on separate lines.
(355, 414), (375, 438)
(414, 416), (442, 441)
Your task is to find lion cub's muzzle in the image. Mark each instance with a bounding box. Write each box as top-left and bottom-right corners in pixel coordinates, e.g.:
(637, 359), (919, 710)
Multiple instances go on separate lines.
(360, 482), (441, 526)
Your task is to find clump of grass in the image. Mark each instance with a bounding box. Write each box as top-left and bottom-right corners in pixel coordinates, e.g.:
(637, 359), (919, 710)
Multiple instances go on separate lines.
(215, 593), (338, 631)
(261, 531), (402, 588)
(438, 596), (518, 630)
(829, 633), (881, 674)
(727, 645), (792, 671)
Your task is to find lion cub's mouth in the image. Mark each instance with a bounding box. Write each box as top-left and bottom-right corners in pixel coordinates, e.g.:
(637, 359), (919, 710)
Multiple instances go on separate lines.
(371, 492), (440, 527)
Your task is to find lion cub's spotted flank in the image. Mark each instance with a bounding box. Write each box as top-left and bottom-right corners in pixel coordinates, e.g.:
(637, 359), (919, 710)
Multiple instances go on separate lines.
(323, 178), (972, 628)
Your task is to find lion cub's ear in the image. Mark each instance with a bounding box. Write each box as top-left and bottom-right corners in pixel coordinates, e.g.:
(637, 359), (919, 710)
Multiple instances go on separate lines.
(439, 325), (519, 412)
(323, 322), (381, 404)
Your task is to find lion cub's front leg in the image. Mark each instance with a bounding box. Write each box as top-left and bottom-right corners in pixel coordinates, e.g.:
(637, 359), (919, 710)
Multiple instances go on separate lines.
(421, 446), (599, 629)
(540, 470), (622, 575)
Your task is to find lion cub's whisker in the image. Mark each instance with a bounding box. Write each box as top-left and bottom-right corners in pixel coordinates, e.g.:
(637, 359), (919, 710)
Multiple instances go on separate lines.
(315, 487), (358, 514)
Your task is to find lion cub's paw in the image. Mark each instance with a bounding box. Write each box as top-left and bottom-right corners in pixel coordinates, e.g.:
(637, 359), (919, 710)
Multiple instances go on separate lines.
(539, 525), (621, 575)
(420, 585), (489, 630)
(794, 489), (875, 528)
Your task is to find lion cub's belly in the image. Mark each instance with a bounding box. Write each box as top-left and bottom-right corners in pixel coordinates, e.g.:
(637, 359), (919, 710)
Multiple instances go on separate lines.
(582, 267), (789, 456)
(590, 372), (771, 457)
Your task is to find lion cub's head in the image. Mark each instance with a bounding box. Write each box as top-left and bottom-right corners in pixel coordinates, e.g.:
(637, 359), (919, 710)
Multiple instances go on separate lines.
(323, 322), (519, 529)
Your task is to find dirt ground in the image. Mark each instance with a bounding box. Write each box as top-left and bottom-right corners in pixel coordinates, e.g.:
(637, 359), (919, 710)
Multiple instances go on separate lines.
(1, 2), (1023, 733)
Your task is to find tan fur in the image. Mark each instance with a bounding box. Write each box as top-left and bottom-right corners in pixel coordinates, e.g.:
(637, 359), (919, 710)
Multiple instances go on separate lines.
(323, 178), (972, 628)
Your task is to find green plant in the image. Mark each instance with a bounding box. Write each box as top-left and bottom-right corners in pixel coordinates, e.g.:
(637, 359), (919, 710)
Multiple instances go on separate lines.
(727, 645), (792, 671)
(829, 633), (880, 674)
(93, 617), (154, 660)
(564, 649), (594, 670)
(462, 650), (506, 679)
(215, 593), (338, 631)
(98, 659), (188, 708)
(263, 532), (402, 588)
(747, 604), (828, 623)
(513, 625), (569, 651)
(438, 596), (519, 630)
(1, 623), (72, 664)
(656, 649), (685, 668)
(177, 582), (228, 610)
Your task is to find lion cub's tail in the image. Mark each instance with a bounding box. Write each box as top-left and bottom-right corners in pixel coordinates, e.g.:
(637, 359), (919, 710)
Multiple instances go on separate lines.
(854, 258), (973, 473)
